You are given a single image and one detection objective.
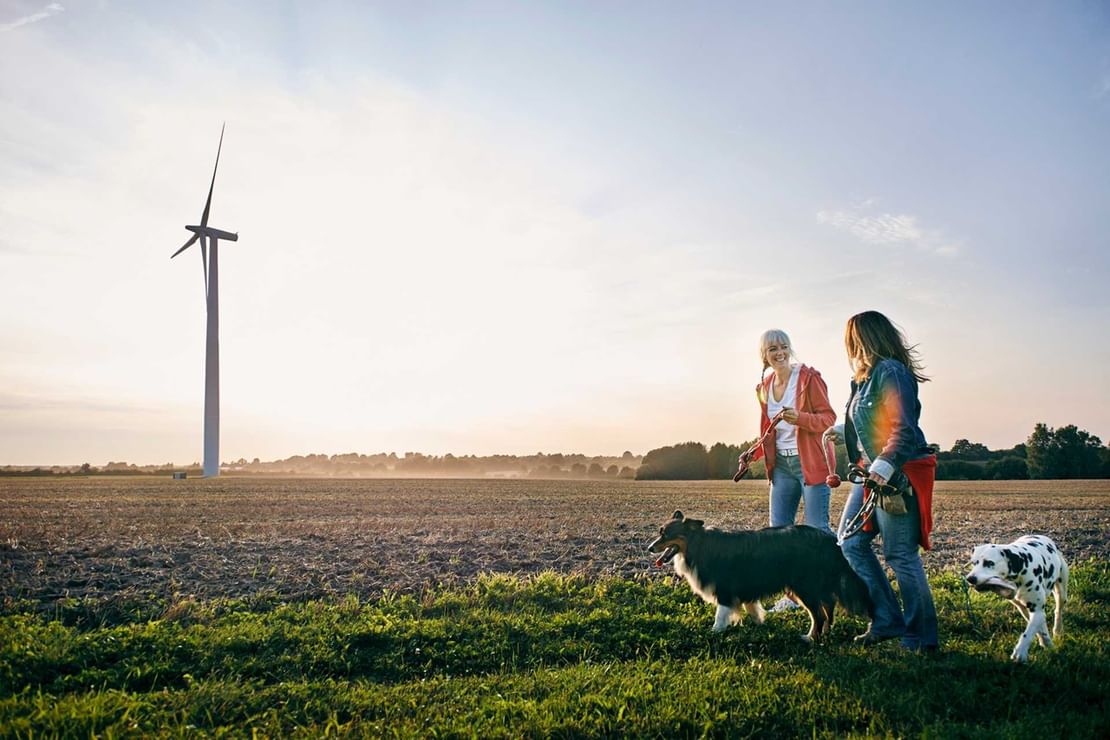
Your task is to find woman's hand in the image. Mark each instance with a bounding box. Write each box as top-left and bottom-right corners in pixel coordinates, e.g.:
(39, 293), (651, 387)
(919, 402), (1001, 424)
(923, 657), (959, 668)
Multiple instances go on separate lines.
(868, 471), (889, 486)
(781, 407), (799, 424)
(822, 426), (841, 444)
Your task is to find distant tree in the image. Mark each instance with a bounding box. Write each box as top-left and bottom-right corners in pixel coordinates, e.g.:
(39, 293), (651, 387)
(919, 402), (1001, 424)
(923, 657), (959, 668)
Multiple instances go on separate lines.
(570, 462), (588, 477)
(707, 442), (745, 480)
(606, 464), (619, 476)
(948, 439), (991, 461)
(618, 466), (636, 479)
(1027, 423), (1105, 479)
(936, 460), (986, 480)
(636, 442), (708, 480)
(622, 451), (635, 460)
(79, 462), (92, 474)
(984, 456), (1029, 480)
(587, 462), (605, 478)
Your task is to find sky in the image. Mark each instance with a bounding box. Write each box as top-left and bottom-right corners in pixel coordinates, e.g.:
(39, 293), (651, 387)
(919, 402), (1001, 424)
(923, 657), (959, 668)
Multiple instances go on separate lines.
(2, 1), (1109, 465)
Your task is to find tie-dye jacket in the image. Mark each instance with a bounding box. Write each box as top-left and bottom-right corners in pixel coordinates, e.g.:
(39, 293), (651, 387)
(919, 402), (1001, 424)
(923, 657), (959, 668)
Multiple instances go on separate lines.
(844, 358), (932, 482)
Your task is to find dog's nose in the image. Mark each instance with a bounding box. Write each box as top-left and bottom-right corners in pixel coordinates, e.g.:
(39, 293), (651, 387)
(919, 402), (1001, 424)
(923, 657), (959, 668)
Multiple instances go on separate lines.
(966, 575), (977, 585)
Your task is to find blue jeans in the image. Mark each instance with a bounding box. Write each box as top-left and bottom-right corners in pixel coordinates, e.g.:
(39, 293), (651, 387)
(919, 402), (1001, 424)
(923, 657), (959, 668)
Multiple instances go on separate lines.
(770, 454), (832, 535)
(837, 482), (939, 649)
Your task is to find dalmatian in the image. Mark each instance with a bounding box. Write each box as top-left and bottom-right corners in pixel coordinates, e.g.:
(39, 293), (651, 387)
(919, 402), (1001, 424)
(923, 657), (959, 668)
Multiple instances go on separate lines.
(965, 535), (1069, 662)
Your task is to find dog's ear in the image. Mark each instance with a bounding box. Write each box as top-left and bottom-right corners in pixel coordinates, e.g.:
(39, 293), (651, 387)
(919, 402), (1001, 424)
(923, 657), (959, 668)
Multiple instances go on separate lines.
(686, 518), (704, 528)
(672, 510), (684, 521)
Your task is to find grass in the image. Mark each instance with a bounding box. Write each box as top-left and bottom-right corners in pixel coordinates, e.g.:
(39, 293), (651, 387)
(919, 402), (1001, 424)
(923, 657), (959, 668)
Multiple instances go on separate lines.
(2, 562), (1108, 738)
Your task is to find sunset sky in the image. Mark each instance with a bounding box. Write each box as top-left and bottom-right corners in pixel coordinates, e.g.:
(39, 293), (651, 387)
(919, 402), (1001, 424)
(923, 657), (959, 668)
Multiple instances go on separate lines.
(2, 2), (1109, 465)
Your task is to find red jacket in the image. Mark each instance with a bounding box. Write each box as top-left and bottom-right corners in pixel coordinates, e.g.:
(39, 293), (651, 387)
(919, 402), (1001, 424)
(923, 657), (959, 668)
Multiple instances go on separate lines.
(751, 365), (837, 486)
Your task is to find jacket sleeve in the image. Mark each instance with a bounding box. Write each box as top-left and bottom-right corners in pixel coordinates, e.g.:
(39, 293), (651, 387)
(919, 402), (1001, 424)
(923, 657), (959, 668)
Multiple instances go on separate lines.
(796, 370), (836, 433)
(873, 362), (920, 474)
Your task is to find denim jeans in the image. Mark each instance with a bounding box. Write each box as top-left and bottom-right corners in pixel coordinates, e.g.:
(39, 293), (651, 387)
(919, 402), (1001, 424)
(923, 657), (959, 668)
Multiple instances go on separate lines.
(770, 453), (832, 535)
(837, 482), (939, 649)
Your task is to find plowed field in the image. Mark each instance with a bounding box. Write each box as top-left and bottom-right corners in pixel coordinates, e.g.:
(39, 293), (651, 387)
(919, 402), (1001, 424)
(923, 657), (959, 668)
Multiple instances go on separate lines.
(2, 477), (1107, 613)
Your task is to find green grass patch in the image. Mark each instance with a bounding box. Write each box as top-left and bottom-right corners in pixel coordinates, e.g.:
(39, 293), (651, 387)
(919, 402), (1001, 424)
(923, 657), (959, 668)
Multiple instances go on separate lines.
(2, 562), (1108, 737)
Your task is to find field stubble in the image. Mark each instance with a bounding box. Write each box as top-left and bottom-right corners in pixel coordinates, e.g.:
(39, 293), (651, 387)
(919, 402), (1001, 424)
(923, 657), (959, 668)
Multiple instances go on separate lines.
(2, 477), (1108, 614)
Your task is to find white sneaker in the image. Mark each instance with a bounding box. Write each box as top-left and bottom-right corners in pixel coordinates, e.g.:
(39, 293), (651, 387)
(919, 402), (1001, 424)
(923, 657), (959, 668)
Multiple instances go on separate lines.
(769, 596), (800, 613)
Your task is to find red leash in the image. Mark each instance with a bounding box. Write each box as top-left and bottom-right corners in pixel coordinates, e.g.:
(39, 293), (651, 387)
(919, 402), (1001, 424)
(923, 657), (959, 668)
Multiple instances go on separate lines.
(733, 411), (842, 488)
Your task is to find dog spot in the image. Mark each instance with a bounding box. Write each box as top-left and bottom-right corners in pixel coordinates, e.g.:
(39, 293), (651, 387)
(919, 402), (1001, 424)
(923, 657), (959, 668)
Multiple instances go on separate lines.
(1002, 549), (1025, 576)
(982, 559), (995, 568)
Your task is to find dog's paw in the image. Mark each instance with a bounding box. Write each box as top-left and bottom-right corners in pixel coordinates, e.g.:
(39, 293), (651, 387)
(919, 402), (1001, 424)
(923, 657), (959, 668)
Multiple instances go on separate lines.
(1010, 648), (1030, 663)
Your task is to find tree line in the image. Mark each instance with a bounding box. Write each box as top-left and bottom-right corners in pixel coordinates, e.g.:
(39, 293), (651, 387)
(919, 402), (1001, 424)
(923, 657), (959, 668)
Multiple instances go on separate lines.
(635, 423), (1110, 481)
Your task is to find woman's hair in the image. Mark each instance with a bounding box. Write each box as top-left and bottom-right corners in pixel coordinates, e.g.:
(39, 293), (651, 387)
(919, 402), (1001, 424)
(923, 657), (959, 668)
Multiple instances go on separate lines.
(844, 311), (928, 383)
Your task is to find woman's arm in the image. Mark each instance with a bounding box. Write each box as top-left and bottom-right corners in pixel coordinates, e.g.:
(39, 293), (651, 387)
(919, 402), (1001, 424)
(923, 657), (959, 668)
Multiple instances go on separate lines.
(795, 370), (836, 432)
(870, 361), (920, 480)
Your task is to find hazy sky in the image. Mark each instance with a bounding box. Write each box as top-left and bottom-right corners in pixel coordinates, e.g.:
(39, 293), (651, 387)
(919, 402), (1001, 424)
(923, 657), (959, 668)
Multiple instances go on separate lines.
(3, 1), (1109, 465)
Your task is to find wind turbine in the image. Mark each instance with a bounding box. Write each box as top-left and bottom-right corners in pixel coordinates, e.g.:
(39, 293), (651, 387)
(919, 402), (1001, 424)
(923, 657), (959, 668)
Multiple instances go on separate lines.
(171, 124), (238, 478)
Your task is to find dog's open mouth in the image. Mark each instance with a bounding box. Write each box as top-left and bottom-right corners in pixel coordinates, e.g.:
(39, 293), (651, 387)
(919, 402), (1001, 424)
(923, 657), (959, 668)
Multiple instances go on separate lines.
(653, 546), (678, 567)
(972, 576), (1017, 599)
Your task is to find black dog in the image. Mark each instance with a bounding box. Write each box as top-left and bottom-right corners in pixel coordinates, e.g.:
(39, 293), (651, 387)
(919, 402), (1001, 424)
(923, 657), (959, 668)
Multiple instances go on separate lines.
(648, 510), (873, 641)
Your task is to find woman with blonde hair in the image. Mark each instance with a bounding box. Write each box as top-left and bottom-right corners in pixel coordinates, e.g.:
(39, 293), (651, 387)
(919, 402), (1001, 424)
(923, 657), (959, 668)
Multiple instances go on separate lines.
(743, 329), (838, 533)
(826, 310), (938, 652)
(740, 329), (837, 611)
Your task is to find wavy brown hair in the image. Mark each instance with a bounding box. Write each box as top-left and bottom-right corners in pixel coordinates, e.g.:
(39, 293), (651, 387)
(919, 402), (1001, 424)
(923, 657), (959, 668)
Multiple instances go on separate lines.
(844, 311), (928, 384)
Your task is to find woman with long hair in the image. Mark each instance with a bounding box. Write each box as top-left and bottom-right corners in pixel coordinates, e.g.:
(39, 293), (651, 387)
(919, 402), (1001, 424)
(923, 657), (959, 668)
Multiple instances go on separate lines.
(827, 310), (939, 652)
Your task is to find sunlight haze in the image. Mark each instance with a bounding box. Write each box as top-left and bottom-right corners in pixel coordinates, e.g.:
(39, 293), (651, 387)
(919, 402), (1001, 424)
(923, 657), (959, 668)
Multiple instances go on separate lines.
(2, 2), (1108, 465)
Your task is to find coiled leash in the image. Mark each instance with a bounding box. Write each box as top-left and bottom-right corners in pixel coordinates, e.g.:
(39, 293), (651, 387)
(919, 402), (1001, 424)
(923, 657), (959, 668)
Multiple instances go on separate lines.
(836, 466), (908, 545)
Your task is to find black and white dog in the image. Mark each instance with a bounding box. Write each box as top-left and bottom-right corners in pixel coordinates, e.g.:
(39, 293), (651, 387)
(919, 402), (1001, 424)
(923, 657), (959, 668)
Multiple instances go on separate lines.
(965, 535), (1069, 662)
(648, 511), (873, 642)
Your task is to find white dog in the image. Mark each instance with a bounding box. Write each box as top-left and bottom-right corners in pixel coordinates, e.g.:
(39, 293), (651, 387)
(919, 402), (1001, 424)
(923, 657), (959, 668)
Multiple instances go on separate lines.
(965, 535), (1069, 662)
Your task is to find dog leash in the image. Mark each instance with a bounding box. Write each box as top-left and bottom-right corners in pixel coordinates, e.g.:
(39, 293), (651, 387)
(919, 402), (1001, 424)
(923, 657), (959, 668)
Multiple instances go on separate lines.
(732, 410), (786, 482)
(959, 569), (983, 634)
(836, 466), (908, 545)
(734, 412), (844, 489)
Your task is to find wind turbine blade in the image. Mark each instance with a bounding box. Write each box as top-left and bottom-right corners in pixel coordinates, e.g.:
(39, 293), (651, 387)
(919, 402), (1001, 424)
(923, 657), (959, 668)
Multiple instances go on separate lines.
(200, 123), (225, 228)
(170, 233), (199, 259)
(200, 236), (209, 297)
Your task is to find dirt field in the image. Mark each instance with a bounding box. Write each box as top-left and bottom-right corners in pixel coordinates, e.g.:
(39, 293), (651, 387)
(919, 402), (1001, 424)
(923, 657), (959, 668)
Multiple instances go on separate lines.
(2, 477), (1107, 613)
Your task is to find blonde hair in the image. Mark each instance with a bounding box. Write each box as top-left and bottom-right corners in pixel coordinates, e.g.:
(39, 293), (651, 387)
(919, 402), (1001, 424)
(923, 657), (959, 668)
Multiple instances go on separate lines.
(844, 311), (928, 383)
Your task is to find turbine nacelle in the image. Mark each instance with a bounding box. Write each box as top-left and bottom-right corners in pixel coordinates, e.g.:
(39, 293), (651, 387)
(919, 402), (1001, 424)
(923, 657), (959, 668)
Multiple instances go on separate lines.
(185, 225), (239, 242)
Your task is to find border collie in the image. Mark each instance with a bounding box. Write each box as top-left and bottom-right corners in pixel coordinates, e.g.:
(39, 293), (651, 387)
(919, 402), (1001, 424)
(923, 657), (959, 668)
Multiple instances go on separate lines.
(648, 510), (873, 642)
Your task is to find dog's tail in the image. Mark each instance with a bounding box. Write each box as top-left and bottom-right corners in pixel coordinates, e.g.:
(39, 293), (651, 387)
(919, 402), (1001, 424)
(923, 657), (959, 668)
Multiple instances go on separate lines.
(836, 560), (874, 619)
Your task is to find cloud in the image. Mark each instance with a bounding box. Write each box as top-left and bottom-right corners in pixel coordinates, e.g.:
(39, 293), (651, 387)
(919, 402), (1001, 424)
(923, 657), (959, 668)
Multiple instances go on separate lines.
(0, 2), (64, 32)
(817, 202), (961, 257)
(817, 210), (922, 244)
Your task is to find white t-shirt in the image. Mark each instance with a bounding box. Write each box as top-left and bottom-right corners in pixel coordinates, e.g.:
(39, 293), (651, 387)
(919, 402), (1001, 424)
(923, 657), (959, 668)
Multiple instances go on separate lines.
(766, 365), (800, 452)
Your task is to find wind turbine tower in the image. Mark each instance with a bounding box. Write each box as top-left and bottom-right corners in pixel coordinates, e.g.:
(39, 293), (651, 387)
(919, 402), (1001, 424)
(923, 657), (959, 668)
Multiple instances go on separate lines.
(171, 124), (238, 477)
